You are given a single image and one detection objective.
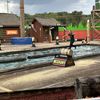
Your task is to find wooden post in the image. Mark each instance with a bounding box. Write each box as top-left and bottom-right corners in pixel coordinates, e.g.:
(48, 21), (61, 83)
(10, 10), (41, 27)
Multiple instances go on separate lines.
(75, 79), (83, 99)
(20, 0), (25, 37)
(49, 28), (52, 43)
(87, 19), (90, 42)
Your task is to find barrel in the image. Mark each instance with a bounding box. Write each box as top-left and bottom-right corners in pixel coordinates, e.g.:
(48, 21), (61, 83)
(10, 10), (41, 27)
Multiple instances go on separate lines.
(60, 48), (73, 56)
(95, 0), (100, 9)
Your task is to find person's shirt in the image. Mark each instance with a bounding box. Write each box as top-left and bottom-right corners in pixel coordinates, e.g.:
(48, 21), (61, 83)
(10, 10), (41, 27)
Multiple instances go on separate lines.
(69, 33), (75, 43)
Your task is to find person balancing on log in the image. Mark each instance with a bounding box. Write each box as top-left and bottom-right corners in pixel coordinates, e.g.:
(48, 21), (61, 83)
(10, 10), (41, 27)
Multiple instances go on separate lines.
(68, 30), (75, 49)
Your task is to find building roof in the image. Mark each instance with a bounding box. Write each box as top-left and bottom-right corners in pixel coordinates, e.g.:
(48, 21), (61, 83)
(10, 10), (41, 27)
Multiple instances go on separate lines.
(34, 17), (61, 26)
(0, 13), (20, 26)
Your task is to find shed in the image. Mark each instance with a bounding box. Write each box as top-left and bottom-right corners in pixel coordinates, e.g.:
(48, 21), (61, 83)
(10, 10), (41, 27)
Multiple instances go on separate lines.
(29, 17), (63, 42)
(0, 13), (20, 42)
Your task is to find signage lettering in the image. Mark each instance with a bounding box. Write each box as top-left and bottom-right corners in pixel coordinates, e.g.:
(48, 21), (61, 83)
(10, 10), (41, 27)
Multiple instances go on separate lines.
(53, 57), (75, 67)
(53, 58), (66, 66)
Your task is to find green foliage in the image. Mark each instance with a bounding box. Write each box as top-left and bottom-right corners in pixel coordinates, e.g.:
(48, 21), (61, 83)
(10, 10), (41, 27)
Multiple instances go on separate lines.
(24, 13), (33, 25)
(59, 22), (87, 31)
(24, 11), (91, 31)
(67, 22), (87, 30)
(58, 27), (65, 31)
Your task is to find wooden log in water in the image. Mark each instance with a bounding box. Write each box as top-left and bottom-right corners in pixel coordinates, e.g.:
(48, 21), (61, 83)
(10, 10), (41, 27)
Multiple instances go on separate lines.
(28, 53), (59, 59)
(0, 56), (26, 63)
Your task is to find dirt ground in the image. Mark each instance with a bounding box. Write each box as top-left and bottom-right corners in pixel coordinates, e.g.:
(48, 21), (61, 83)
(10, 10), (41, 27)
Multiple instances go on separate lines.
(0, 55), (100, 93)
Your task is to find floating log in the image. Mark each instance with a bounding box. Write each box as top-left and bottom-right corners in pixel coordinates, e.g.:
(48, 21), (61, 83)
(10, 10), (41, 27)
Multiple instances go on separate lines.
(28, 53), (59, 59)
(0, 56), (26, 63)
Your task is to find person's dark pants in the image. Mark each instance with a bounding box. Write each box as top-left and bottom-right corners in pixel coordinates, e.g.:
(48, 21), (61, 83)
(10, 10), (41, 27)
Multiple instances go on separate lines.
(32, 41), (36, 47)
(69, 42), (73, 49)
(69, 42), (76, 49)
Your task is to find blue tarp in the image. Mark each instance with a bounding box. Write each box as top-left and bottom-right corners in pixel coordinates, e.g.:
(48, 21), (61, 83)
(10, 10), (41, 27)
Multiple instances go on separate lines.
(11, 37), (32, 45)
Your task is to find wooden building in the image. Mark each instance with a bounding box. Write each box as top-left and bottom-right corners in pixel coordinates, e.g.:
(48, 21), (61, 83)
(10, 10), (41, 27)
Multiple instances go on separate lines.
(0, 13), (20, 42)
(29, 17), (62, 42)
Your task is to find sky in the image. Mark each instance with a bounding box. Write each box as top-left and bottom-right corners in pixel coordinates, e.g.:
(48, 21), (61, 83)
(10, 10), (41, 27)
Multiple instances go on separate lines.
(0, 0), (95, 15)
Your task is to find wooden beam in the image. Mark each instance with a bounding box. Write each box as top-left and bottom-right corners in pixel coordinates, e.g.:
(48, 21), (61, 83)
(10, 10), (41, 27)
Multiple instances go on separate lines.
(20, 0), (25, 37)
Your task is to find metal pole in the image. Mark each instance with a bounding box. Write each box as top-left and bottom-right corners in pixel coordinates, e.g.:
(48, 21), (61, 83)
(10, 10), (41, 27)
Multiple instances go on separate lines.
(20, 0), (25, 37)
(7, 0), (9, 13)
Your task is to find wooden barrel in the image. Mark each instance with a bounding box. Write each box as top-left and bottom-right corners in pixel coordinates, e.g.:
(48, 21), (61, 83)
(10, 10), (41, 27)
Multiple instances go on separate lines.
(60, 48), (73, 56)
